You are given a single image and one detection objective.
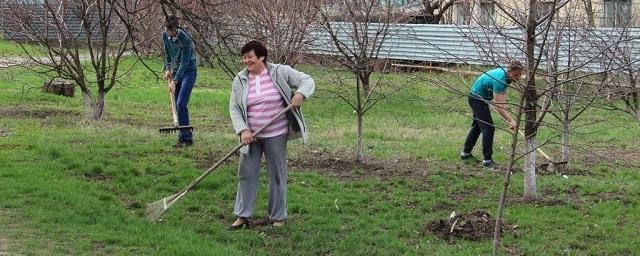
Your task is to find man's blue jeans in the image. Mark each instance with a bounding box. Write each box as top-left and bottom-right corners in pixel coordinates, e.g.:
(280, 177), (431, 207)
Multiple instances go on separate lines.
(174, 68), (196, 143)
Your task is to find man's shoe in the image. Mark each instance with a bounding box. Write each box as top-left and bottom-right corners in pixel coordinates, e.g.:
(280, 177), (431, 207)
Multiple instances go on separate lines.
(482, 159), (496, 168)
(460, 152), (475, 160)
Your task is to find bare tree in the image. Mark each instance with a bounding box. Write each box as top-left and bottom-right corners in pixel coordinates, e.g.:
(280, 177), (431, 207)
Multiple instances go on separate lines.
(418, 0), (457, 24)
(598, 28), (640, 122)
(579, 0), (595, 27)
(234, 0), (317, 65)
(112, 0), (164, 56)
(313, 0), (408, 162)
(410, 0), (633, 252)
(1, 0), (133, 120)
(157, 0), (240, 79)
(484, 0), (636, 254)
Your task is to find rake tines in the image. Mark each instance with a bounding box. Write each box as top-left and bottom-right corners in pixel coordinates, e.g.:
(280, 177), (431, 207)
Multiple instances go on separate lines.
(144, 105), (293, 222)
(145, 197), (170, 222)
(158, 125), (193, 134)
(145, 192), (184, 221)
(538, 161), (569, 173)
(539, 163), (550, 172)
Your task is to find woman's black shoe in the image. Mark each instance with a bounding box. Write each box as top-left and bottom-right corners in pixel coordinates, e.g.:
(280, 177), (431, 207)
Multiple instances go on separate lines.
(227, 219), (249, 230)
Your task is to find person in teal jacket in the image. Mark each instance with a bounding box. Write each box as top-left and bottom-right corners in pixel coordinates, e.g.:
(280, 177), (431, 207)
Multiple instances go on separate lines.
(162, 15), (197, 148)
(461, 60), (523, 168)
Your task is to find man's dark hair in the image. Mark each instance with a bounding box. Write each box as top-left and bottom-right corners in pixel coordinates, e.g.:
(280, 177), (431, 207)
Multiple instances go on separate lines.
(241, 40), (268, 63)
(165, 15), (179, 29)
(508, 60), (524, 72)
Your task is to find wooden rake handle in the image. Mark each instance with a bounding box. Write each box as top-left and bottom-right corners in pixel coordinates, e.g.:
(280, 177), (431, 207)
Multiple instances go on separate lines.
(490, 105), (552, 161)
(169, 105), (293, 204)
(169, 87), (178, 126)
(515, 130), (552, 161)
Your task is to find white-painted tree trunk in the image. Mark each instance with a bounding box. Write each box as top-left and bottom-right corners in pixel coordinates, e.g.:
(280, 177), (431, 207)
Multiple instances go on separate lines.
(356, 112), (364, 163)
(523, 137), (537, 201)
(561, 115), (570, 162)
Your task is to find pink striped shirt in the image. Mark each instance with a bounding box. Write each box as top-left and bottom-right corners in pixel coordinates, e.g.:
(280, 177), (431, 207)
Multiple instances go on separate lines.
(247, 69), (289, 138)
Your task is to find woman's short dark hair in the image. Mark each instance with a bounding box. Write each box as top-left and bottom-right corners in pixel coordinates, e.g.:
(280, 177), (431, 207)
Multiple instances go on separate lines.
(241, 40), (268, 63)
(165, 15), (179, 29)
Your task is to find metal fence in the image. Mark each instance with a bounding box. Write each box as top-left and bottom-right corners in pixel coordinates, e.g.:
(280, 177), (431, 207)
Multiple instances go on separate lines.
(308, 23), (640, 72)
(0, 3), (124, 43)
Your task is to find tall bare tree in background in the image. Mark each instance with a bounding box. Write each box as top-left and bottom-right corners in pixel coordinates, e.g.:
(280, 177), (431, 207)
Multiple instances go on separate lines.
(156, 0), (239, 78)
(313, 0), (407, 162)
(418, 0), (456, 24)
(1, 0), (132, 120)
(579, 0), (595, 27)
(599, 28), (640, 122)
(111, 0), (163, 56)
(235, 0), (317, 65)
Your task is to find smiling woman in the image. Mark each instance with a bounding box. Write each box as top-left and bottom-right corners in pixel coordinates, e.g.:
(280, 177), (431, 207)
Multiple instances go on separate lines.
(227, 40), (315, 229)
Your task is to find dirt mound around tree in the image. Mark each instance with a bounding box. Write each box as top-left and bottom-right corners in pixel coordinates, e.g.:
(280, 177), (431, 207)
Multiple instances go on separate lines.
(426, 209), (511, 242)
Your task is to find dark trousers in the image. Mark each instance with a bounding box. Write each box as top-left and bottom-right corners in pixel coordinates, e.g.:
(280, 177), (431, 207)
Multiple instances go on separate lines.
(463, 96), (495, 160)
(174, 68), (196, 143)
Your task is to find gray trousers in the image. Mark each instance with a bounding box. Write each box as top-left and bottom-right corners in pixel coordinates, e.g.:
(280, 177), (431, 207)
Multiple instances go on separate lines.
(233, 134), (288, 221)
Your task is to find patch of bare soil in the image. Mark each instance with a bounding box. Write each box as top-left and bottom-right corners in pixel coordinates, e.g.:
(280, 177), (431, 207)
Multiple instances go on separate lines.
(425, 209), (514, 242)
(573, 144), (640, 169)
(0, 106), (79, 119)
(0, 128), (10, 137)
(192, 148), (238, 171)
(289, 150), (432, 182)
(0, 211), (21, 256)
(448, 186), (488, 202)
(536, 165), (593, 176)
(245, 217), (275, 228)
(431, 201), (457, 211)
(502, 163), (593, 176)
(508, 185), (633, 209)
(82, 172), (113, 182)
(507, 196), (567, 207)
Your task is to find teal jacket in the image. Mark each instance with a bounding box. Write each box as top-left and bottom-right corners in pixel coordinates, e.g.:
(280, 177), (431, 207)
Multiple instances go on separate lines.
(162, 28), (197, 83)
(470, 68), (511, 101)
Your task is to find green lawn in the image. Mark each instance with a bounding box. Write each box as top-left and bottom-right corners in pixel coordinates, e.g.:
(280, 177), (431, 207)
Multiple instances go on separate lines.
(0, 40), (45, 57)
(1, 56), (639, 255)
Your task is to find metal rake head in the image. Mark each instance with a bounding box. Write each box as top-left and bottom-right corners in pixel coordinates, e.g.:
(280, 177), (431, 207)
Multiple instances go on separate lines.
(158, 126), (193, 134)
(539, 163), (550, 172)
(539, 161), (569, 173)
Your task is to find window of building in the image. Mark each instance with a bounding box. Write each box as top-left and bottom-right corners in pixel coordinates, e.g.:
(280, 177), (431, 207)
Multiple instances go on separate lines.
(379, 0), (417, 6)
(456, 1), (471, 25)
(479, 1), (495, 25)
(536, 1), (555, 20)
(603, 0), (632, 27)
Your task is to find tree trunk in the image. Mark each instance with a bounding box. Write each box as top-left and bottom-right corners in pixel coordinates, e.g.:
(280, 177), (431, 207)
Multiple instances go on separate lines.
(82, 89), (106, 120)
(633, 91), (639, 122)
(523, 0), (539, 203)
(581, 0), (595, 27)
(523, 84), (538, 201)
(523, 137), (538, 201)
(93, 90), (106, 120)
(561, 113), (570, 162)
(356, 112), (364, 163)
